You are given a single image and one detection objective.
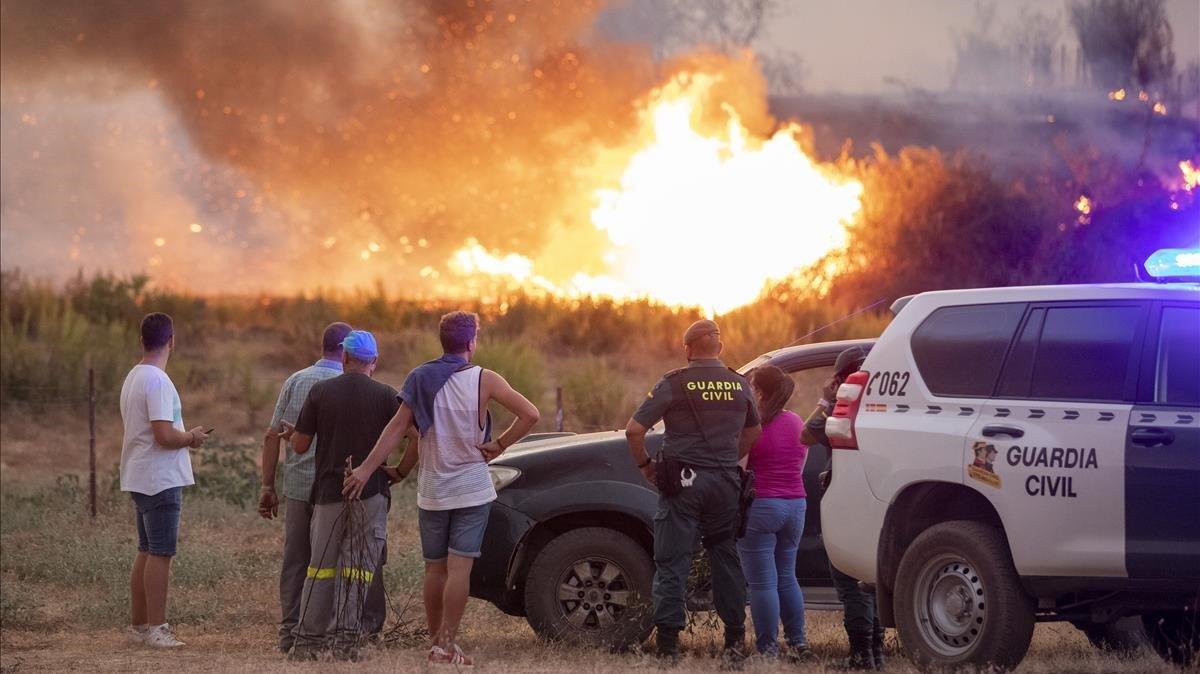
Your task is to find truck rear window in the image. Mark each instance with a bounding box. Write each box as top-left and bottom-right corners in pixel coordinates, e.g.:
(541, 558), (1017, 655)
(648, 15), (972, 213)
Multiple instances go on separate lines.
(910, 303), (1025, 397)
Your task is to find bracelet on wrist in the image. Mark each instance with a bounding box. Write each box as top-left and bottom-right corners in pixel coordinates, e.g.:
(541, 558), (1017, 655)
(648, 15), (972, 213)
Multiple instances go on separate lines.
(638, 456), (652, 468)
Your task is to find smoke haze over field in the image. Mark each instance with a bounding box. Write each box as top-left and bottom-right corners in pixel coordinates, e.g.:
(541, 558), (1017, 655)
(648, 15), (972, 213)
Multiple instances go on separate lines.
(1, 0), (671, 291)
(1, 0), (1197, 295)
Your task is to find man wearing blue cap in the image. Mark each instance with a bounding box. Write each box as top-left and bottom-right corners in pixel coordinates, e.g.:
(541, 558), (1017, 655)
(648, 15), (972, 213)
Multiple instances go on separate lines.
(285, 329), (399, 660)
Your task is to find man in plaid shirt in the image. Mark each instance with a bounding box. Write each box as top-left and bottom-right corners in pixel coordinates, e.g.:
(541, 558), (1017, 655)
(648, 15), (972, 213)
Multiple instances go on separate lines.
(257, 322), (388, 653)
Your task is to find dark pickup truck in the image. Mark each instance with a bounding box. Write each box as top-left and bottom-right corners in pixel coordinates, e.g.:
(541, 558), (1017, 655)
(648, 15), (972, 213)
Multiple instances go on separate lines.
(469, 339), (875, 648)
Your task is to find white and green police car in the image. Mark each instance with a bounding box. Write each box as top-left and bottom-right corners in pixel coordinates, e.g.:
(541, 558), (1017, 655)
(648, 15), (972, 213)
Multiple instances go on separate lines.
(823, 248), (1200, 669)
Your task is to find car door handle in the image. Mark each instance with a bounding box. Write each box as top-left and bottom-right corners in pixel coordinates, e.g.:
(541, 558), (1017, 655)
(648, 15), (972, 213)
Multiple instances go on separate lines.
(1130, 427), (1175, 447)
(982, 425), (1024, 438)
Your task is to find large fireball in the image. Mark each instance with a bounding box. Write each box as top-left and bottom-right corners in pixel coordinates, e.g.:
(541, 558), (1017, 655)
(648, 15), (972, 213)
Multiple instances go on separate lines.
(450, 72), (863, 315)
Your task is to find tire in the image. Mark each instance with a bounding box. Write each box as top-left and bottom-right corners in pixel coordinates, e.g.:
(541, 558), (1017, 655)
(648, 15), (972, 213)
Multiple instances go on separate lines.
(1074, 616), (1149, 654)
(894, 520), (1035, 671)
(1142, 608), (1200, 667)
(524, 527), (654, 649)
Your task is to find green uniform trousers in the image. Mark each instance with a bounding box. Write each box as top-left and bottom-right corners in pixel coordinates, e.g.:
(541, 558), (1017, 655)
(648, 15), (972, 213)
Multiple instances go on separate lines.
(652, 468), (747, 631)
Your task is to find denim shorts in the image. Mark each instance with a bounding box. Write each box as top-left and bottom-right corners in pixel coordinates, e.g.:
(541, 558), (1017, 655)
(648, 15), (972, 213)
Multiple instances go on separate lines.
(418, 502), (492, 561)
(131, 487), (183, 557)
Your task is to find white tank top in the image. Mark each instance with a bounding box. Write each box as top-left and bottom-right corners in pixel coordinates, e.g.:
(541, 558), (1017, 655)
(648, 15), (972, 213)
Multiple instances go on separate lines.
(417, 366), (497, 511)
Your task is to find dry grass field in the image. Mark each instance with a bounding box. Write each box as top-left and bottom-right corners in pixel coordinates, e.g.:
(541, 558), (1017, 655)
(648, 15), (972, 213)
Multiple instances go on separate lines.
(0, 399), (1178, 673)
(0, 288), (1182, 672)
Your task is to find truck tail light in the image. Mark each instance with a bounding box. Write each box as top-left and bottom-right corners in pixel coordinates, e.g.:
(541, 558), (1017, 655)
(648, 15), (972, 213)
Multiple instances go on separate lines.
(827, 370), (870, 450)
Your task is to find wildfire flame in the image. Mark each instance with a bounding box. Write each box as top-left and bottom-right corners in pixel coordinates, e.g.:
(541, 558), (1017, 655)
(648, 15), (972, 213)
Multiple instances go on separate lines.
(1181, 160), (1199, 192)
(448, 72), (863, 315)
(1074, 194), (1093, 225)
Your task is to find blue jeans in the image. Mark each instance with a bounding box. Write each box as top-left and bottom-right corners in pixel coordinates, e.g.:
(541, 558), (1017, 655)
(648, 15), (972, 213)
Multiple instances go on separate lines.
(736, 497), (807, 654)
(418, 502), (492, 561)
(131, 486), (183, 557)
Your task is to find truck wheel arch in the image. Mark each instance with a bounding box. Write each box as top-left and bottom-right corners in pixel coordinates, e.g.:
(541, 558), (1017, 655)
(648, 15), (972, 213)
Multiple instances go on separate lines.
(877, 481), (1006, 627)
(507, 509), (654, 600)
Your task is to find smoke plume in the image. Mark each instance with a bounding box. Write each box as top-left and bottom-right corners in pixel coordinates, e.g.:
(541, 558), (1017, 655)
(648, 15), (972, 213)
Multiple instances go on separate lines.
(1, 0), (690, 292)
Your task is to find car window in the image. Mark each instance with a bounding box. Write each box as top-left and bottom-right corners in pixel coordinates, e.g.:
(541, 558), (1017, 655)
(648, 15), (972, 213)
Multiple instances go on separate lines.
(911, 303), (1025, 397)
(1029, 305), (1141, 402)
(1156, 306), (1200, 405)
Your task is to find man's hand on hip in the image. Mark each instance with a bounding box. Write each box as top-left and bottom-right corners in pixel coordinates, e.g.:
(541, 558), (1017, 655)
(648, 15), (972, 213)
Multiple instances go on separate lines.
(476, 439), (504, 462)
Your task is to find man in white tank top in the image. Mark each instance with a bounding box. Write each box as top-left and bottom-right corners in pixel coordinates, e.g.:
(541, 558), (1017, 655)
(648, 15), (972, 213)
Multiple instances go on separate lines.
(345, 311), (540, 667)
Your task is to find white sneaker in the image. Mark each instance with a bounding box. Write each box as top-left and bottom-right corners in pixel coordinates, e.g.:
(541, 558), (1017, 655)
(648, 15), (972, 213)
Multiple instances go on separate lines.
(125, 625), (148, 644)
(144, 623), (185, 648)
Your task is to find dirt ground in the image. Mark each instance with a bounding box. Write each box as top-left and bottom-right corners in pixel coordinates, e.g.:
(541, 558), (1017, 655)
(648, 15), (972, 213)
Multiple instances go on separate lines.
(0, 612), (1176, 673)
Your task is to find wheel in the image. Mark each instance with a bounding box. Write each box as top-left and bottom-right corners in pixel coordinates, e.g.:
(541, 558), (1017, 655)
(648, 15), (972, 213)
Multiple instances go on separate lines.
(1142, 608), (1199, 666)
(894, 520), (1035, 670)
(1073, 616), (1148, 653)
(524, 527), (654, 649)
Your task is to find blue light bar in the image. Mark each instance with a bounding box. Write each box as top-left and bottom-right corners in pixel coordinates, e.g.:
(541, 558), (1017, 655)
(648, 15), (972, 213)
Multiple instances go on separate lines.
(1144, 248), (1200, 280)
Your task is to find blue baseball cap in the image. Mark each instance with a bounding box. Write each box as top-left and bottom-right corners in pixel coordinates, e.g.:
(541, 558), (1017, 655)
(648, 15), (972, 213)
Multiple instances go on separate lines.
(341, 330), (379, 361)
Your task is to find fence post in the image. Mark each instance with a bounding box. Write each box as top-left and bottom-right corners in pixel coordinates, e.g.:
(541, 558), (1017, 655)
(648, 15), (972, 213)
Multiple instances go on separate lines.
(88, 367), (97, 519)
(555, 387), (564, 432)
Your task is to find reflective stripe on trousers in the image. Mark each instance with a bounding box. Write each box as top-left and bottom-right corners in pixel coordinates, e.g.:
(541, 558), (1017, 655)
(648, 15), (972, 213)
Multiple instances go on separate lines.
(291, 494), (388, 649)
(306, 566), (375, 583)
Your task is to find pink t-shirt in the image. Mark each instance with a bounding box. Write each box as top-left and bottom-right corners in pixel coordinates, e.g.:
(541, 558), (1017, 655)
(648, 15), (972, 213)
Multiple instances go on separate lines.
(746, 410), (808, 499)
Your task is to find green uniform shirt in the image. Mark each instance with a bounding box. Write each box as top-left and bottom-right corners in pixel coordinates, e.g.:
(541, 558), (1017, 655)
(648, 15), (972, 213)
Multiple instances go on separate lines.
(632, 358), (760, 469)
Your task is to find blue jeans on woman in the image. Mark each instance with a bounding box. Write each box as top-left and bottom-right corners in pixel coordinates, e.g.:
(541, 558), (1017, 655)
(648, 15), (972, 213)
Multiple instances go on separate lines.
(736, 497), (807, 655)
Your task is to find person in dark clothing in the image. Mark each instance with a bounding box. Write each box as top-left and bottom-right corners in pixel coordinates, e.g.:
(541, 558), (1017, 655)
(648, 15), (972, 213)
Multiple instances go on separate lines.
(801, 345), (886, 670)
(286, 330), (400, 661)
(626, 319), (762, 666)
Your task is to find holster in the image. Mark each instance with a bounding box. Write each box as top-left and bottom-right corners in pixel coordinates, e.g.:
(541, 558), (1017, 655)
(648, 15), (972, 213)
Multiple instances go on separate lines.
(736, 467), (756, 539)
(654, 456), (685, 497)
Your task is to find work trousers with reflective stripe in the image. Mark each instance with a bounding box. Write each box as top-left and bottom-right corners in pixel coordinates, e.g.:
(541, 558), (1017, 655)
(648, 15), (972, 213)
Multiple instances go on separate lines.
(652, 468), (746, 632)
(279, 497), (388, 651)
(292, 494), (387, 649)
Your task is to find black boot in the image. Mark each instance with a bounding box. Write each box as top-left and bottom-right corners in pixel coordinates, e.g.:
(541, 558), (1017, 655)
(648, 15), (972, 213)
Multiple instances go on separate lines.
(655, 628), (681, 663)
(872, 628), (886, 669)
(721, 627), (747, 670)
(837, 632), (877, 670)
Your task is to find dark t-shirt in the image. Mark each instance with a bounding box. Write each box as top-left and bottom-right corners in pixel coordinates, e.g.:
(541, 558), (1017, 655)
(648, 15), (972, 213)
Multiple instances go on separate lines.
(295, 372), (400, 504)
(632, 359), (760, 469)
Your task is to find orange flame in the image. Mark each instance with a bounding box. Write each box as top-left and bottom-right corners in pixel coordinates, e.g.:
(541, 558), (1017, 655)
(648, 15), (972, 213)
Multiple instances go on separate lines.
(447, 72), (863, 315)
(1180, 160), (1199, 192)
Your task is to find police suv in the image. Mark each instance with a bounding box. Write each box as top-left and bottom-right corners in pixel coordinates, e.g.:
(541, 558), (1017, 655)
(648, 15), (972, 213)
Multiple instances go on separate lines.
(823, 248), (1200, 669)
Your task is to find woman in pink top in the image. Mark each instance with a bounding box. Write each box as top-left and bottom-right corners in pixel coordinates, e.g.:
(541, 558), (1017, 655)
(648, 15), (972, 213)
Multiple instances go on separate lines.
(737, 365), (811, 660)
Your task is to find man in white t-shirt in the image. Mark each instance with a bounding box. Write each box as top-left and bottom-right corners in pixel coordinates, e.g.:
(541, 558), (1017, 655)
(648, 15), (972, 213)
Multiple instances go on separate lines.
(119, 312), (209, 649)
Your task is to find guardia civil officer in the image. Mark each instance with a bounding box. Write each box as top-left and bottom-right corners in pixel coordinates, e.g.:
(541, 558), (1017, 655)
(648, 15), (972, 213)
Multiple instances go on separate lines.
(625, 319), (762, 664)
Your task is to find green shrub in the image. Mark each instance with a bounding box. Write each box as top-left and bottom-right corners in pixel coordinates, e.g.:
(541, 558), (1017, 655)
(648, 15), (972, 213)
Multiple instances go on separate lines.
(473, 337), (547, 427)
(560, 357), (631, 431)
(0, 277), (133, 408)
(190, 440), (261, 509)
(0, 579), (43, 628)
(227, 354), (276, 431)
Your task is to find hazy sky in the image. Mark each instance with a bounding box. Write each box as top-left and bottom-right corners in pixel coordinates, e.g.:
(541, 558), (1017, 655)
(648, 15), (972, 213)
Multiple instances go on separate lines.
(761, 0), (1200, 93)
